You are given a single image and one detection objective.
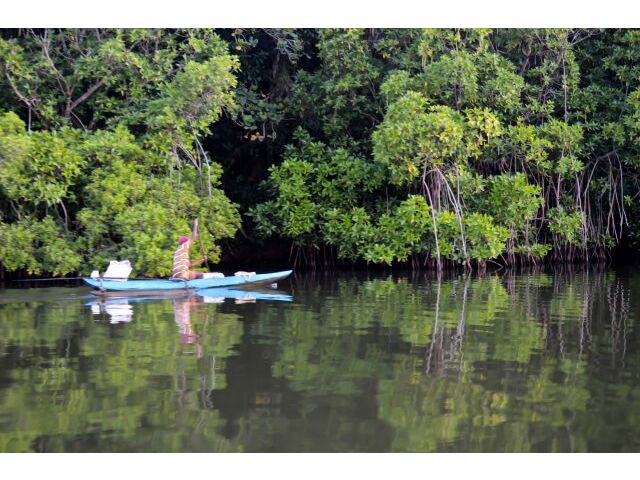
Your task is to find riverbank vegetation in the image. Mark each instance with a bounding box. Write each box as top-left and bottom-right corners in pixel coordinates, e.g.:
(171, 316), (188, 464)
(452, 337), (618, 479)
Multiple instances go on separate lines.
(1, 29), (640, 277)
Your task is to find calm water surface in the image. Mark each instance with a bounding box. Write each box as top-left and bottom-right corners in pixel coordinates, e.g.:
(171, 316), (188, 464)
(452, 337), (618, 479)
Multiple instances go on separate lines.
(1, 268), (639, 452)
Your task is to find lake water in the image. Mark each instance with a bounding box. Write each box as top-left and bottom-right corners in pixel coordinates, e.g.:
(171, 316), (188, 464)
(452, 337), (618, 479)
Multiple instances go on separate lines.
(0, 267), (639, 452)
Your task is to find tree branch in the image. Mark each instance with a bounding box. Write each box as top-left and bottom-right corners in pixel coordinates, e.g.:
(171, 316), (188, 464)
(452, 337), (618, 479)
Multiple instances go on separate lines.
(4, 71), (35, 111)
(40, 31), (72, 102)
(65, 78), (105, 118)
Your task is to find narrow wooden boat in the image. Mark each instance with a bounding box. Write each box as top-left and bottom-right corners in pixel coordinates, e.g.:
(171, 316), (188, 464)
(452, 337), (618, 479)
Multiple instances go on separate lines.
(83, 270), (293, 296)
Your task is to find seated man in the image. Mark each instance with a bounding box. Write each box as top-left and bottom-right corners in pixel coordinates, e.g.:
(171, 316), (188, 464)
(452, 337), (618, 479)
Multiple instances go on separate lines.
(172, 219), (207, 280)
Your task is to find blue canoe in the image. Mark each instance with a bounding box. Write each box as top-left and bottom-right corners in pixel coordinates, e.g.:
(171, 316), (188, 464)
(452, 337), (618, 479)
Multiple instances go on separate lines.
(83, 270), (293, 296)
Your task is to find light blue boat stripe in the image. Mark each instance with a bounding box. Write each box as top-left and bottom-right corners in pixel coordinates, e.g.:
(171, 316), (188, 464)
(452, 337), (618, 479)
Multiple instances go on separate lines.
(83, 270), (293, 291)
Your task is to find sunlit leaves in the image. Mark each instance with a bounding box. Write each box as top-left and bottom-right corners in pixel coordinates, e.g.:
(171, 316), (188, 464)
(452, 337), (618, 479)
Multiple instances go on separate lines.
(372, 94), (468, 183)
(548, 207), (585, 246)
(146, 54), (239, 139)
(0, 113), (84, 209)
(435, 211), (509, 262)
(324, 196), (433, 264)
(0, 217), (81, 275)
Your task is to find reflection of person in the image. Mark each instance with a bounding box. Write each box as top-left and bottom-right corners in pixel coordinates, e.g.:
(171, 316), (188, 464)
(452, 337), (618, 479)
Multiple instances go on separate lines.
(172, 219), (207, 280)
(173, 297), (204, 357)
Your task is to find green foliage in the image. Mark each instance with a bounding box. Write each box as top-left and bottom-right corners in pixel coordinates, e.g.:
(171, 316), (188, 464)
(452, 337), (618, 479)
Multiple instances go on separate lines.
(366, 195), (433, 263)
(506, 119), (584, 174)
(463, 213), (510, 260)
(0, 113), (240, 279)
(323, 195), (433, 264)
(0, 29), (239, 134)
(0, 113), (84, 209)
(263, 158), (317, 239)
(253, 29), (640, 266)
(76, 134), (240, 276)
(380, 70), (421, 105)
(286, 28), (425, 148)
(435, 211), (509, 262)
(548, 207), (584, 246)
(0, 30), (242, 277)
(0, 217), (81, 275)
(323, 207), (376, 260)
(250, 130), (385, 245)
(145, 54), (239, 139)
(487, 174), (541, 226)
(2, 28), (640, 274)
(477, 52), (525, 118)
(0, 219), (39, 274)
(372, 94), (468, 182)
(422, 50), (480, 108)
(372, 93), (504, 186)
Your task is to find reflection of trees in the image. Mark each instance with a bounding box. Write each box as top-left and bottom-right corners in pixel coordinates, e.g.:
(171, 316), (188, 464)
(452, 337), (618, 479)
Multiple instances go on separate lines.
(0, 296), (243, 452)
(0, 268), (638, 452)
(266, 268), (637, 452)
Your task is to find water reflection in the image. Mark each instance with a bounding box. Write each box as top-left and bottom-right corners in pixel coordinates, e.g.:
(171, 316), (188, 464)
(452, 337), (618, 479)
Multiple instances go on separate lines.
(87, 287), (293, 358)
(87, 287), (292, 324)
(265, 268), (639, 452)
(0, 268), (639, 452)
(90, 299), (134, 323)
(337, 268), (637, 379)
(198, 287), (293, 304)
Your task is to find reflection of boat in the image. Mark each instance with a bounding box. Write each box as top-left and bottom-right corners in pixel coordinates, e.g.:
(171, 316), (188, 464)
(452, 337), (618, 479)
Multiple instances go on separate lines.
(197, 287), (293, 303)
(83, 270), (293, 296)
(86, 286), (293, 311)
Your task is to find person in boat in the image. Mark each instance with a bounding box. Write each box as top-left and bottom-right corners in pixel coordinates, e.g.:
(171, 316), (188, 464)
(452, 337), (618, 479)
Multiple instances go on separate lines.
(172, 219), (207, 280)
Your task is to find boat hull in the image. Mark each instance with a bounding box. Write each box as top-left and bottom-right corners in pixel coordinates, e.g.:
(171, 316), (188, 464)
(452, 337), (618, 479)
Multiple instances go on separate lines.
(83, 270), (293, 295)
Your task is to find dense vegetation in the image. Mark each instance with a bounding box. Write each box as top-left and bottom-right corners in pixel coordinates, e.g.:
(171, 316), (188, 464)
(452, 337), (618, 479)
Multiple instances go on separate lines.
(1, 29), (640, 277)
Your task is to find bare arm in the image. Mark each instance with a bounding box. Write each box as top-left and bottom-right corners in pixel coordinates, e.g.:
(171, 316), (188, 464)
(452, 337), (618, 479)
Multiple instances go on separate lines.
(189, 256), (207, 268)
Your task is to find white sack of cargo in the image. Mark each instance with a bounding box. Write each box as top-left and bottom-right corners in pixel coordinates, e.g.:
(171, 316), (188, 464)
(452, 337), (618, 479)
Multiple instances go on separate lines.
(103, 260), (132, 281)
(202, 272), (225, 279)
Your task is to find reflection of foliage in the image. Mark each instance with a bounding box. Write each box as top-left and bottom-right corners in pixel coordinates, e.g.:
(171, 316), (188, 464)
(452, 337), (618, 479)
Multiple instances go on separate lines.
(0, 268), (638, 452)
(0, 296), (243, 452)
(265, 269), (638, 452)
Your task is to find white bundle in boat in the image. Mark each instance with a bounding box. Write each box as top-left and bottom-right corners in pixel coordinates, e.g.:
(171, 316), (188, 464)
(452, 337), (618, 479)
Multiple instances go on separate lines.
(103, 260), (132, 281)
(202, 272), (225, 279)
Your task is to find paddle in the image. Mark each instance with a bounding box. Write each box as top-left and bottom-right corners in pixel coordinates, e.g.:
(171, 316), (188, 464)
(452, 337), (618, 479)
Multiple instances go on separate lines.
(195, 217), (211, 271)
